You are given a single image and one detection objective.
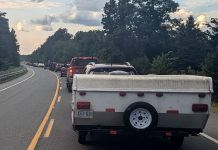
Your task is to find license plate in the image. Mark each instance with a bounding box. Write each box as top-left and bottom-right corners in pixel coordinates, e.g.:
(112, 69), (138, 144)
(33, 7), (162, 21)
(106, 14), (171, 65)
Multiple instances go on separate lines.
(76, 110), (93, 118)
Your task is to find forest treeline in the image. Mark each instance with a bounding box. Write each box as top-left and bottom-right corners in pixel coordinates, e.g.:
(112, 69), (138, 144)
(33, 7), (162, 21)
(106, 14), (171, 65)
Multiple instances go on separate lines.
(27, 0), (218, 101)
(0, 12), (20, 71)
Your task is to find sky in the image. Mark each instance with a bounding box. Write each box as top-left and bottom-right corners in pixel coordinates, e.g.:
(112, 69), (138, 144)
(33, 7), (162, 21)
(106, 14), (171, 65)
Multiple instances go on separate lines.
(0, 0), (218, 55)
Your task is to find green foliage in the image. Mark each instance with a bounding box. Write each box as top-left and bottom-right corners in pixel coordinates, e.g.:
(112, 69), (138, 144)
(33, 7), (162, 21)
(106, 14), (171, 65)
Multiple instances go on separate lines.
(102, 0), (179, 60)
(202, 52), (218, 102)
(0, 12), (20, 70)
(151, 52), (175, 75)
(173, 16), (209, 71)
(131, 56), (151, 75)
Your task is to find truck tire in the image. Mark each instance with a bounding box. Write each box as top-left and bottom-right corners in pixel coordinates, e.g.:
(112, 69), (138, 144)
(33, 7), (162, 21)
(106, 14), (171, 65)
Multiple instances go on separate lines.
(68, 87), (72, 92)
(78, 131), (87, 144)
(67, 83), (72, 92)
(123, 102), (158, 132)
(170, 136), (184, 149)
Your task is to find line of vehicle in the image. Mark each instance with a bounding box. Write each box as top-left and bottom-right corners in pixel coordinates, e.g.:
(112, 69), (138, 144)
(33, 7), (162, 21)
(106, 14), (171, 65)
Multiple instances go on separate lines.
(200, 133), (218, 144)
(0, 68), (35, 93)
(27, 72), (60, 150)
(44, 119), (55, 138)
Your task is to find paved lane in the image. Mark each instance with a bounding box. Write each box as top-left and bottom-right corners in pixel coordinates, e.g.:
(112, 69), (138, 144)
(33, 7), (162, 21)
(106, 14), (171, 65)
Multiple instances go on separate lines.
(37, 74), (218, 150)
(0, 66), (58, 150)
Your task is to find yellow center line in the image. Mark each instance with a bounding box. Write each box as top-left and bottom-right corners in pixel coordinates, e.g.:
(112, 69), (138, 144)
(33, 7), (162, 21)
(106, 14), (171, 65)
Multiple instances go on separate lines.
(57, 96), (62, 103)
(27, 73), (59, 150)
(44, 119), (55, 138)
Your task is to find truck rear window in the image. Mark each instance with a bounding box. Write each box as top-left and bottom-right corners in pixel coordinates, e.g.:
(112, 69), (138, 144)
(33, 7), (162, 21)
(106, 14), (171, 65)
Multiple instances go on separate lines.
(91, 68), (136, 75)
(72, 59), (97, 66)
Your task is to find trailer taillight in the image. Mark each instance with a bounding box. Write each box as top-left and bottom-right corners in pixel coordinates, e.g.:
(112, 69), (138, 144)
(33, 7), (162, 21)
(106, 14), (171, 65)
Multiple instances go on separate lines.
(192, 104), (208, 112)
(77, 101), (90, 109)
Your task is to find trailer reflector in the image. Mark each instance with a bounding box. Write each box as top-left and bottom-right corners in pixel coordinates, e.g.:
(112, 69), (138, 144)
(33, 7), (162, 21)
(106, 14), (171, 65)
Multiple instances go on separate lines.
(106, 108), (115, 112)
(167, 110), (179, 114)
(192, 104), (208, 112)
(110, 130), (117, 135)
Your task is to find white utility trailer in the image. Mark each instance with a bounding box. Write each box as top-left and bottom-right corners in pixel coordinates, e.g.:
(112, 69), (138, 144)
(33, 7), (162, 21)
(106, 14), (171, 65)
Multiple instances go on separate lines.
(72, 75), (213, 148)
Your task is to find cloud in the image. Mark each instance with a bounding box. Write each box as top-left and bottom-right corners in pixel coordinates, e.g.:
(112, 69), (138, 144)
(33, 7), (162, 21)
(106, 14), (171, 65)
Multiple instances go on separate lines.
(60, 0), (109, 27)
(172, 8), (192, 20)
(74, 0), (108, 12)
(35, 25), (53, 31)
(31, 15), (59, 25)
(31, 0), (44, 2)
(60, 6), (102, 26)
(196, 15), (207, 29)
(0, 0), (60, 9)
(16, 20), (29, 32)
(175, 0), (218, 20)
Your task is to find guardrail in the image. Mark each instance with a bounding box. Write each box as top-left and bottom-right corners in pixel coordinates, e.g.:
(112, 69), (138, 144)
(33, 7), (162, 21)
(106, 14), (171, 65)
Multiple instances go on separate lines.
(0, 68), (27, 84)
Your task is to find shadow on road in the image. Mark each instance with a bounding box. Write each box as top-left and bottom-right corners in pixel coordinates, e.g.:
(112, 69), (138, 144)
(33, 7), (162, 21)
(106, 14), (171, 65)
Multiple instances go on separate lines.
(84, 135), (178, 150)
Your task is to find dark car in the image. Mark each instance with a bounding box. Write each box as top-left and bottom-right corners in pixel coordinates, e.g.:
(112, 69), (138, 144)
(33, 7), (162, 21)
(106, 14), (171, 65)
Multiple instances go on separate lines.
(55, 64), (64, 72)
(84, 62), (137, 75)
(60, 64), (70, 77)
(49, 62), (57, 71)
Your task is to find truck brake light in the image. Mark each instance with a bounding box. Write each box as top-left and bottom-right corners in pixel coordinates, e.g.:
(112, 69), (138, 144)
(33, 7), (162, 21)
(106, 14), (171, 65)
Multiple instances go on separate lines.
(77, 101), (90, 109)
(192, 104), (208, 112)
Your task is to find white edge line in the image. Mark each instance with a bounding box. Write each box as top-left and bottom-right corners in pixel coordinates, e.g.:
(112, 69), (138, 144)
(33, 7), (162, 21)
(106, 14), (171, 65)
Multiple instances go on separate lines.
(200, 133), (218, 144)
(0, 68), (35, 92)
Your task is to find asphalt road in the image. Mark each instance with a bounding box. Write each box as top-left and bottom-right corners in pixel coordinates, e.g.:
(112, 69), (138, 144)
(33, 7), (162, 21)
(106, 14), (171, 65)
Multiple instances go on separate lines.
(0, 66), (218, 150)
(0, 66), (57, 150)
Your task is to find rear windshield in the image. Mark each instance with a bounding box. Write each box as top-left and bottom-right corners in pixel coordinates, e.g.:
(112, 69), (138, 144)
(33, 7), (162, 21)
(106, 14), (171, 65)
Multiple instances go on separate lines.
(71, 59), (97, 66)
(90, 67), (136, 75)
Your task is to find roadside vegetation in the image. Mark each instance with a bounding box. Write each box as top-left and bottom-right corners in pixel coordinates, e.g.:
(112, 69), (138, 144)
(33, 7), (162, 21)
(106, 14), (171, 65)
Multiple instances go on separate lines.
(0, 12), (20, 71)
(212, 102), (218, 113)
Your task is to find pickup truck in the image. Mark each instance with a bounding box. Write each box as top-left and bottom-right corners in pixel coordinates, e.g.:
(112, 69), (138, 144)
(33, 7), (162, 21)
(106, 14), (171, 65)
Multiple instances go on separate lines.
(66, 57), (97, 92)
(72, 75), (213, 148)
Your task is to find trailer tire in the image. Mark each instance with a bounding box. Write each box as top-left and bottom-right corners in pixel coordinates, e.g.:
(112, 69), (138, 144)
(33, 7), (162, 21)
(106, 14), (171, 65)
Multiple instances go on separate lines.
(123, 102), (158, 132)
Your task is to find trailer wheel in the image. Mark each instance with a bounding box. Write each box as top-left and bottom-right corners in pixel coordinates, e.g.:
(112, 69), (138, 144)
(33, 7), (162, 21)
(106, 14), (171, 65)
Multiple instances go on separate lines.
(170, 136), (184, 149)
(123, 102), (158, 132)
(78, 131), (87, 144)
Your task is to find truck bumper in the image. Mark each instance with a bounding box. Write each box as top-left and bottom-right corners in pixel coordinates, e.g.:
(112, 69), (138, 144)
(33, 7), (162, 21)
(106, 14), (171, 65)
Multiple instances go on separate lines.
(73, 125), (201, 137)
(73, 112), (209, 130)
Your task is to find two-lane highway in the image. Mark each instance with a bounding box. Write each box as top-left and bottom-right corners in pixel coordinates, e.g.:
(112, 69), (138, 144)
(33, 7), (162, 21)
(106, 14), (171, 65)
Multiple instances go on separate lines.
(0, 66), (58, 150)
(0, 66), (218, 150)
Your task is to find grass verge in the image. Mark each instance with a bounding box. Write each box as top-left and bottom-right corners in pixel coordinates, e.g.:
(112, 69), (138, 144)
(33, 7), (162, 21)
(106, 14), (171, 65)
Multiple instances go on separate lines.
(212, 102), (218, 113)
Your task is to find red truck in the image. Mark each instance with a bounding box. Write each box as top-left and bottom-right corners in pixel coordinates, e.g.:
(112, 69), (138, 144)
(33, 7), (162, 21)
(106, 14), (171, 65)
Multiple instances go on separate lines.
(66, 57), (97, 92)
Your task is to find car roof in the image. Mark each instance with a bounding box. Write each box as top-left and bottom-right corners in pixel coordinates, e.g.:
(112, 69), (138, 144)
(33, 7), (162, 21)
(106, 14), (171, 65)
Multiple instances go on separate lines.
(88, 64), (135, 69)
(72, 57), (97, 60)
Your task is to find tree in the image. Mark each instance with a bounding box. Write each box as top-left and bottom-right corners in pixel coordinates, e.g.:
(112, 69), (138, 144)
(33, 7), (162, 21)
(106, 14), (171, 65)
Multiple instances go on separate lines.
(173, 16), (209, 71)
(202, 18), (218, 102)
(151, 52), (175, 75)
(207, 18), (218, 50)
(10, 29), (20, 66)
(202, 52), (218, 102)
(0, 12), (20, 70)
(102, 0), (179, 62)
(131, 56), (151, 75)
